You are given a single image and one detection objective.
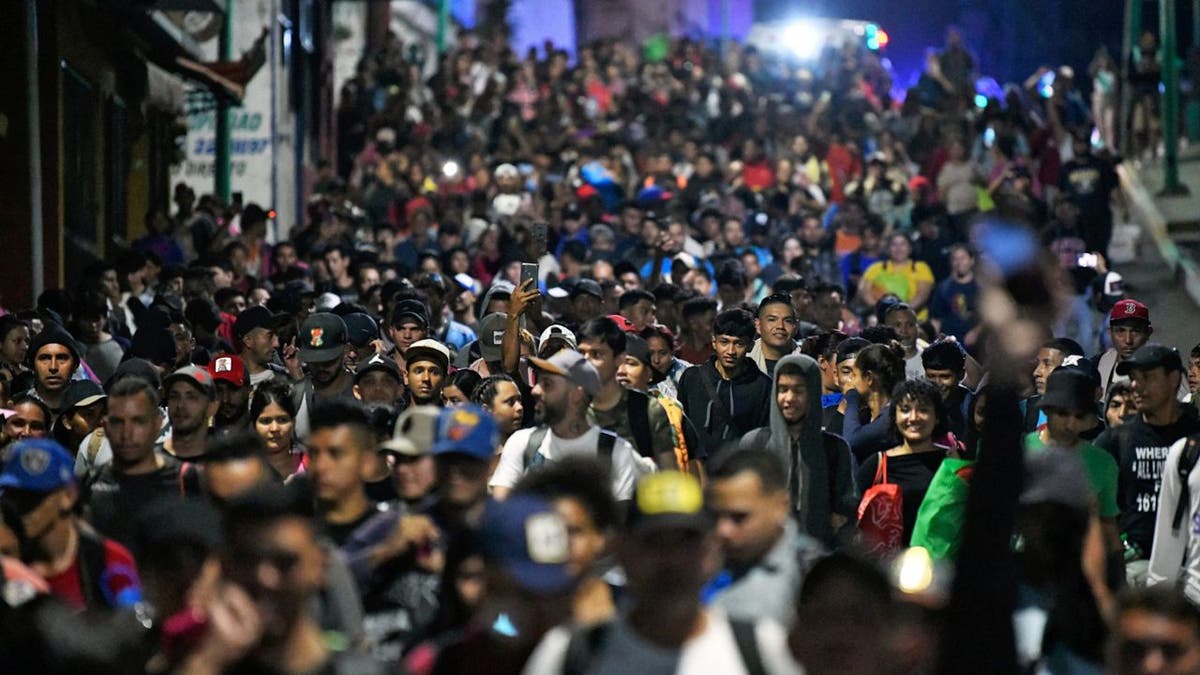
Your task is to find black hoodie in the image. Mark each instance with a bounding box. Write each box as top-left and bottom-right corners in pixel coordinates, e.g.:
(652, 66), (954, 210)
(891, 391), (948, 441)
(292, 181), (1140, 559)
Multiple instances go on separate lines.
(678, 356), (771, 460)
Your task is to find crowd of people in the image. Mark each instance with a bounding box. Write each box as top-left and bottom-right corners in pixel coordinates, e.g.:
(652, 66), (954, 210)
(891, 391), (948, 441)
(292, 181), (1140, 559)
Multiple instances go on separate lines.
(3, 22), (1200, 675)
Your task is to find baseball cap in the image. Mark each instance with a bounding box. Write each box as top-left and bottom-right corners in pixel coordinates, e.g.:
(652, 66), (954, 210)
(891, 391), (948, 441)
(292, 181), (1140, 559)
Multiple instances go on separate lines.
(494, 163), (520, 179)
(0, 439), (75, 493)
(628, 471), (713, 535)
(570, 279), (603, 301)
(381, 405), (440, 456)
(61, 379), (106, 412)
(405, 339), (451, 374)
(234, 305), (287, 343)
(1038, 367), (1099, 414)
(547, 278), (577, 300)
(538, 325), (577, 351)
(606, 314), (637, 333)
(207, 354), (248, 387)
(298, 313), (348, 363)
(430, 404), (498, 461)
(392, 299), (430, 329)
(562, 203), (583, 220)
(1109, 298), (1150, 325)
(163, 365), (216, 398)
(106, 357), (162, 391)
(624, 333), (650, 365)
(528, 349), (601, 397)
(343, 313), (380, 349)
(477, 313), (508, 363)
(480, 495), (573, 594)
(1116, 343), (1185, 376)
(354, 352), (403, 385)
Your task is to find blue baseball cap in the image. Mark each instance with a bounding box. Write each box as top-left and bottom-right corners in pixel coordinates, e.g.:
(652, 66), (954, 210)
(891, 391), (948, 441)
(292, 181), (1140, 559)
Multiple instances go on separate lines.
(0, 439), (75, 493)
(430, 404), (498, 461)
(480, 495), (574, 594)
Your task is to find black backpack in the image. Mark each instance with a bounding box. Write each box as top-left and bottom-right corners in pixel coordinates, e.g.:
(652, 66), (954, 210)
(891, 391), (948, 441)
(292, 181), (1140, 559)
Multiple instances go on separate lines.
(1171, 435), (1200, 535)
(560, 617), (766, 675)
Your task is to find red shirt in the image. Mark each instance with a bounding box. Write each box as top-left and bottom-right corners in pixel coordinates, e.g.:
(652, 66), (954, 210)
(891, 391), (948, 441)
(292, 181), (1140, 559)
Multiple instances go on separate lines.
(45, 534), (141, 610)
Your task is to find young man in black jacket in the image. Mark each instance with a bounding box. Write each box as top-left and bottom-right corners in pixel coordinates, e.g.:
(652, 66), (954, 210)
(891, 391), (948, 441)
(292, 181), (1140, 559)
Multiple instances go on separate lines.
(678, 307), (771, 460)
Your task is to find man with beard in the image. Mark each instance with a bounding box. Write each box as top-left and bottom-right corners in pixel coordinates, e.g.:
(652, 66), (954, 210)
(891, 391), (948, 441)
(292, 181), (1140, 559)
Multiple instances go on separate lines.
(490, 350), (644, 502)
(234, 305), (290, 388)
(749, 293), (802, 377)
(293, 312), (356, 439)
(208, 354), (252, 432)
(161, 365), (219, 460)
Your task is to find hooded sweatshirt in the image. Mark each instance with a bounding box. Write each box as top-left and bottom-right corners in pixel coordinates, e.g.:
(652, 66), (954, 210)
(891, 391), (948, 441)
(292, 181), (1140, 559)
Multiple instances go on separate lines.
(739, 354), (858, 543)
(677, 356), (771, 459)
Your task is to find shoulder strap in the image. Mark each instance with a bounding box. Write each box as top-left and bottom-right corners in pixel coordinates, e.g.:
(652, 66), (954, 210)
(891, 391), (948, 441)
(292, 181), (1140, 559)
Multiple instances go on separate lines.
(75, 526), (111, 610)
(597, 430), (617, 465)
(179, 462), (192, 497)
(698, 367), (732, 429)
(874, 452), (888, 485)
(522, 427), (551, 471)
(86, 427), (106, 465)
(729, 619), (767, 675)
(1172, 436), (1200, 533)
(626, 390), (653, 458)
(562, 622), (615, 675)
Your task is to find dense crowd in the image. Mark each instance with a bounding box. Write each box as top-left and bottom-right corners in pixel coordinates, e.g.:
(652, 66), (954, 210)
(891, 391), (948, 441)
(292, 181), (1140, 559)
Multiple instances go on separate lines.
(1, 23), (1200, 675)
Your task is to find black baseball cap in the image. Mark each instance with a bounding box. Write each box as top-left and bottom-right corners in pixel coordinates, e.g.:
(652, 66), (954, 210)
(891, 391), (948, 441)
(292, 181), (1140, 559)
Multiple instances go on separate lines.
(234, 305), (288, 343)
(298, 313), (348, 363)
(343, 313), (380, 349)
(61, 380), (106, 412)
(570, 279), (603, 301)
(392, 299), (430, 329)
(354, 353), (402, 384)
(1116, 343), (1186, 376)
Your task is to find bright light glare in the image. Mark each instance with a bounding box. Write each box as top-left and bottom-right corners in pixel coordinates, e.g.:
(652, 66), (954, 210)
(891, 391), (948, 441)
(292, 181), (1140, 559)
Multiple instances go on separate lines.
(784, 22), (823, 60)
(895, 547), (934, 594)
(975, 94), (989, 109)
(442, 161), (460, 178)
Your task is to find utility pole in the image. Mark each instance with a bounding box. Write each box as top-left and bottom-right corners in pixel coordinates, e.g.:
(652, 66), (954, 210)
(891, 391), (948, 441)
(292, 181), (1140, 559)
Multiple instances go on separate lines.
(437, 0), (449, 53)
(214, 0), (233, 203)
(1161, 0), (1189, 194)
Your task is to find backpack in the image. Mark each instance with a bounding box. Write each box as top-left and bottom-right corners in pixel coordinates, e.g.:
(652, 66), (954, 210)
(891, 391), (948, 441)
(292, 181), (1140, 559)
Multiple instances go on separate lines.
(522, 427), (617, 472)
(628, 389), (705, 481)
(561, 617), (766, 675)
(857, 452), (904, 556)
(1171, 435), (1200, 535)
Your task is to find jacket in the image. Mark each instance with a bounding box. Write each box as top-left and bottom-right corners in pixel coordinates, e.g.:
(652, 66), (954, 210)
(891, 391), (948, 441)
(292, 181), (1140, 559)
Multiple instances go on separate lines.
(1097, 347), (1190, 401)
(678, 357), (771, 459)
(1147, 435), (1200, 604)
(738, 354), (857, 543)
(747, 338), (801, 377)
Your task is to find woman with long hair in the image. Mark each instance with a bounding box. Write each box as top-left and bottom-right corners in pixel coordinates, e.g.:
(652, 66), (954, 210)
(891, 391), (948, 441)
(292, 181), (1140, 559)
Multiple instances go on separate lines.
(842, 341), (907, 462)
(249, 383), (304, 480)
(856, 379), (949, 546)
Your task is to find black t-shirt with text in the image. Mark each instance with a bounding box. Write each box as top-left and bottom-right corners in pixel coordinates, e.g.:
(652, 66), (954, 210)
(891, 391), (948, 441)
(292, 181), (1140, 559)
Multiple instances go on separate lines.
(1095, 406), (1200, 554)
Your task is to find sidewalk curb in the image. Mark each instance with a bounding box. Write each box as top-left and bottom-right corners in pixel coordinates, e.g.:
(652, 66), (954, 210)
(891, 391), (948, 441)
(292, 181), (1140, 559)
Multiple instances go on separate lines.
(1116, 162), (1200, 308)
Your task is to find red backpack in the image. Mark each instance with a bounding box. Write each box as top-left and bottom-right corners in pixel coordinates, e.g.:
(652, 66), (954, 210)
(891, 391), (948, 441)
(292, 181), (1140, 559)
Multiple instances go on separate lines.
(857, 452), (904, 556)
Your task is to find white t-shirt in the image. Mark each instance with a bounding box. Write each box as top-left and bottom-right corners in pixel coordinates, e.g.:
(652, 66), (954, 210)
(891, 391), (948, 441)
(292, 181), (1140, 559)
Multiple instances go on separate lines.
(489, 426), (644, 500)
(522, 609), (801, 675)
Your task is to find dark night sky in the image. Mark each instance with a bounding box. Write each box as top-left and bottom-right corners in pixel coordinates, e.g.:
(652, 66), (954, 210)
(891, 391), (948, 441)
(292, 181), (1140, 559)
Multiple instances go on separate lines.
(754, 0), (1146, 92)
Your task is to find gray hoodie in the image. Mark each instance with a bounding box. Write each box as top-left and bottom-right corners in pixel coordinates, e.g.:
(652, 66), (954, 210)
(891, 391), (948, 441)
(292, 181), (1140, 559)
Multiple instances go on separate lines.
(740, 353), (857, 543)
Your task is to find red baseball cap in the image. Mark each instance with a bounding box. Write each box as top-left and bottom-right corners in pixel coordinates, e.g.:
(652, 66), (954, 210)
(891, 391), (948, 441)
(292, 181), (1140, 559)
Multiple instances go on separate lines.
(1109, 298), (1150, 325)
(606, 314), (637, 333)
(207, 354), (248, 387)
